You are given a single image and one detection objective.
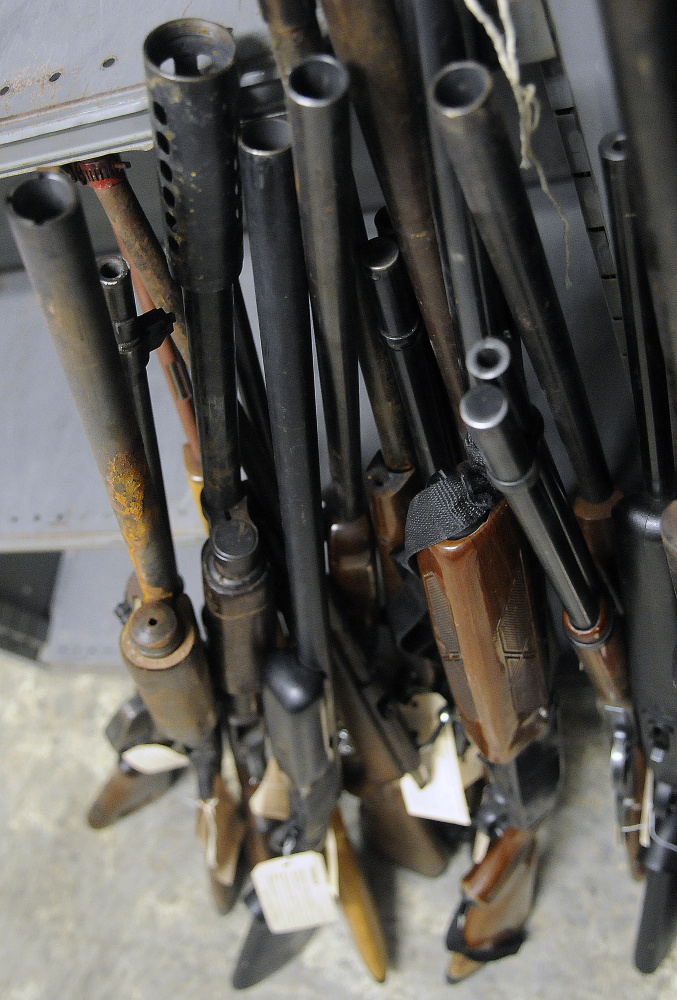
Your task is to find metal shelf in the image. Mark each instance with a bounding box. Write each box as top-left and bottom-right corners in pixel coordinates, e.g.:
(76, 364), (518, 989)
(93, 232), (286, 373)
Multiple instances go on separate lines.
(0, 1), (266, 176)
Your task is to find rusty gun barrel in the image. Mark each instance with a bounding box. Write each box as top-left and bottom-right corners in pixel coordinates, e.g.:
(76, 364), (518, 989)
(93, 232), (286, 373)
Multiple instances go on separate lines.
(6, 171), (178, 604)
(98, 254), (176, 576)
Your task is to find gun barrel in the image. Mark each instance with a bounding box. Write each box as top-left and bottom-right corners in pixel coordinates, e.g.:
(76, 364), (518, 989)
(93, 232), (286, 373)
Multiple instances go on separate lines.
(600, 131), (675, 500)
(239, 116), (331, 678)
(6, 171), (177, 603)
(399, 0), (491, 351)
(461, 384), (600, 631)
(363, 235), (458, 480)
(287, 54), (363, 522)
(431, 62), (612, 505)
(321, 0), (466, 417)
(600, 0), (677, 400)
(99, 256), (176, 580)
(70, 155), (191, 372)
(144, 18), (243, 520)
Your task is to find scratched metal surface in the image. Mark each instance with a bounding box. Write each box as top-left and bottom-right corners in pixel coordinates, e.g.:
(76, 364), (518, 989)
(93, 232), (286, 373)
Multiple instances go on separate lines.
(0, 265), (206, 550)
(0, 0), (266, 174)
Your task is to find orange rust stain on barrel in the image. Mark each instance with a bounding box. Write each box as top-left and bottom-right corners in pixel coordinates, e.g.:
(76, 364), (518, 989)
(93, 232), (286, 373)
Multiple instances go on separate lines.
(107, 451), (152, 552)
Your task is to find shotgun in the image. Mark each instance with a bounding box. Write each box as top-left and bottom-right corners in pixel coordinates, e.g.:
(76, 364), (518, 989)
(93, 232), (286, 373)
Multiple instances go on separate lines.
(601, 130), (677, 971)
(5, 169), (235, 905)
(363, 235), (556, 978)
(143, 17), (279, 911)
(460, 381), (643, 875)
(239, 115), (387, 984)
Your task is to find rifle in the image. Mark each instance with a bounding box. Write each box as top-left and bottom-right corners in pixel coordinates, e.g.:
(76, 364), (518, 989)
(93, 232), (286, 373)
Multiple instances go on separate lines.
(460, 381), (643, 873)
(239, 115), (387, 983)
(5, 169), (232, 902)
(362, 234), (556, 978)
(430, 61), (623, 577)
(143, 18), (283, 912)
(600, 130), (677, 970)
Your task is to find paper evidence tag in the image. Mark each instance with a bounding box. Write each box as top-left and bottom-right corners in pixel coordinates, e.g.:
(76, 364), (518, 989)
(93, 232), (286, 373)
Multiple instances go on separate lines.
(196, 776), (245, 887)
(399, 692), (471, 826)
(249, 757), (291, 821)
(251, 852), (340, 934)
(122, 743), (190, 775)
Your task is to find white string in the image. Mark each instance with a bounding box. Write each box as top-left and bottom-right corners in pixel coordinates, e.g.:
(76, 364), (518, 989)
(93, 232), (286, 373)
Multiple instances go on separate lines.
(461, 0), (571, 287)
(650, 811), (677, 854)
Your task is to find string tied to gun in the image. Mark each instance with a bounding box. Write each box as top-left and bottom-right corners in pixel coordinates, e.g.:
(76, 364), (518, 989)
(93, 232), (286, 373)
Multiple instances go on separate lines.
(461, 0), (571, 287)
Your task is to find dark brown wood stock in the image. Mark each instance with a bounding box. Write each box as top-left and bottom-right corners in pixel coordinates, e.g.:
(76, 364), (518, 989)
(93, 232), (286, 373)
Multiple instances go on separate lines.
(574, 489), (623, 584)
(417, 500), (548, 764)
(365, 457), (418, 600)
(563, 599), (629, 707)
(87, 765), (176, 829)
(328, 514), (379, 621)
(447, 829), (537, 982)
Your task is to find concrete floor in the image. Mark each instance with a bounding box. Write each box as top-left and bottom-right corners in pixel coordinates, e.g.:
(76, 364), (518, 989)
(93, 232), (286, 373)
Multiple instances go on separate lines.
(1, 651), (676, 1000)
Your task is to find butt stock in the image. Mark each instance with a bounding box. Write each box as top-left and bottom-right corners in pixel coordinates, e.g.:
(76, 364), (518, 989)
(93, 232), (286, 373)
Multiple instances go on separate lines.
(446, 828), (537, 982)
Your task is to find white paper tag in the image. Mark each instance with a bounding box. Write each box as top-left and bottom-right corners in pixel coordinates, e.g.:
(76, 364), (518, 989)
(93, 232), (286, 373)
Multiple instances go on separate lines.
(324, 825), (340, 899)
(400, 721), (471, 825)
(459, 744), (485, 789)
(249, 757), (291, 821)
(472, 829), (491, 864)
(640, 768), (654, 849)
(122, 743), (190, 775)
(251, 852), (340, 933)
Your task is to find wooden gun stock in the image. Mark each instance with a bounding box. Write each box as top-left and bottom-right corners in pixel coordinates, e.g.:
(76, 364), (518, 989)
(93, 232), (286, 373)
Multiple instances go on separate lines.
(365, 456), (418, 601)
(446, 828), (537, 982)
(417, 499), (549, 765)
